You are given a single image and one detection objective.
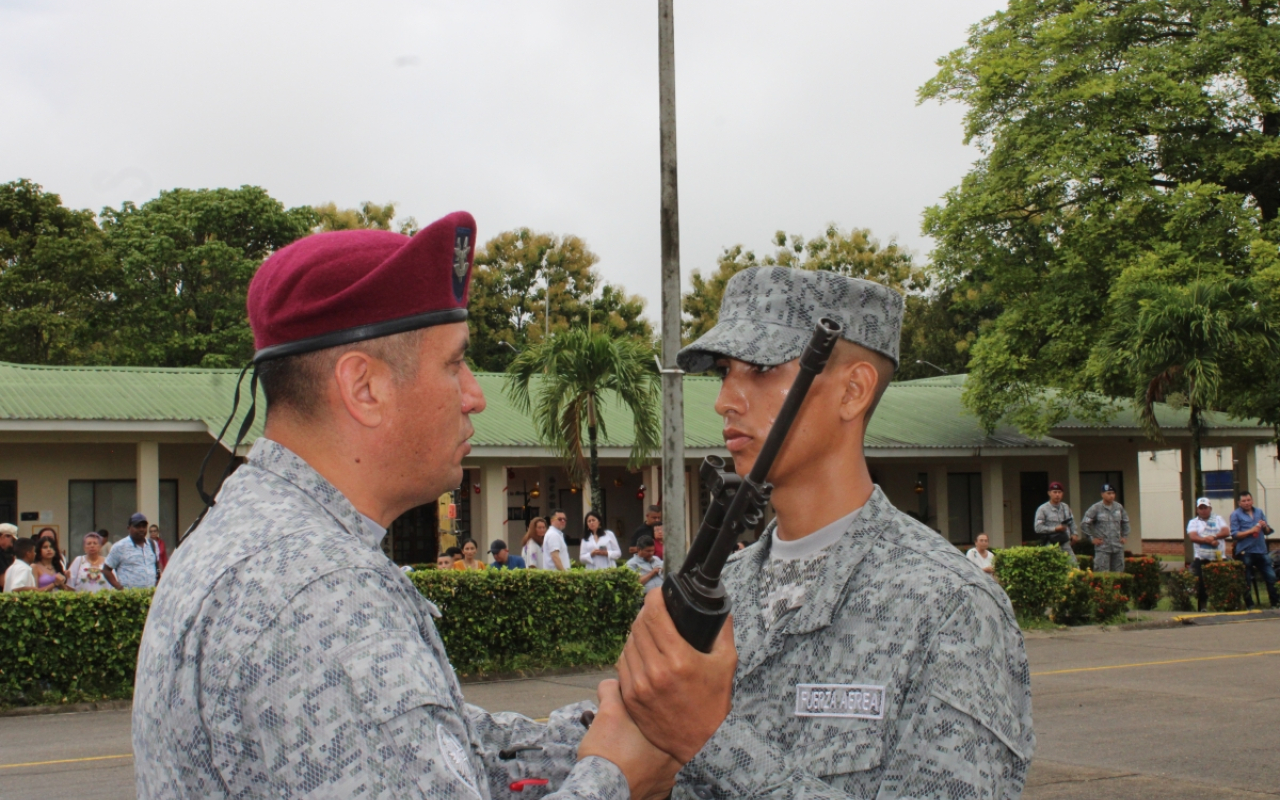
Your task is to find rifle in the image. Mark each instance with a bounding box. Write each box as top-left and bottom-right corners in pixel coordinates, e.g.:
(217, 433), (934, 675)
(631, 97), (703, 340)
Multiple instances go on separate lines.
(663, 318), (843, 652)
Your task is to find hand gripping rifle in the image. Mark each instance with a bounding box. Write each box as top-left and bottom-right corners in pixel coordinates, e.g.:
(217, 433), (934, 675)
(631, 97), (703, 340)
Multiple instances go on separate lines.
(662, 318), (843, 652)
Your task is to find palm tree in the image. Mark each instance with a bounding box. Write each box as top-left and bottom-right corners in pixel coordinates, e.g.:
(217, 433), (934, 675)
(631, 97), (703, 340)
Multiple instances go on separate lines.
(1097, 279), (1276, 499)
(506, 327), (661, 514)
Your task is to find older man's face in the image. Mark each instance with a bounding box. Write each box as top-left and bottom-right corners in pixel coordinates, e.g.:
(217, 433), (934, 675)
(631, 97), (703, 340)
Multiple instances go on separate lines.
(0, 533), (13, 551)
(387, 323), (486, 504)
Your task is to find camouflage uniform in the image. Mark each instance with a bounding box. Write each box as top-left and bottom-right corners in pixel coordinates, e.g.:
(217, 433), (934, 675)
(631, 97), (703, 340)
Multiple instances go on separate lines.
(133, 439), (624, 800)
(1082, 501), (1130, 573)
(1034, 501), (1078, 565)
(674, 267), (1034, 799)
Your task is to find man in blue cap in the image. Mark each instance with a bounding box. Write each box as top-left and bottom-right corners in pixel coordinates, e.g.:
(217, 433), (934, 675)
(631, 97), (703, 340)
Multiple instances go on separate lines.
(1082, 483), (1130, 572)
(104, 512), (161, 589)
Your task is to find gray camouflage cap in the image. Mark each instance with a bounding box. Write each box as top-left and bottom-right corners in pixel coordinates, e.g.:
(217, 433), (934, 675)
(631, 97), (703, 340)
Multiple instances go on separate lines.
(678, 266), (903, 373)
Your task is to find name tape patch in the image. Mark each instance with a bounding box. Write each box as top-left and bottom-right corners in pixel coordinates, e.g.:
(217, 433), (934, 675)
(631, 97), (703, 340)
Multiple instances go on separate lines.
(795, 683), (886, 719)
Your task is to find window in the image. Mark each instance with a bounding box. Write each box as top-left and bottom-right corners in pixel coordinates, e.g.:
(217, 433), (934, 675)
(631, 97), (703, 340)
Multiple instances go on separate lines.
(0, 480), (15, 526)
(68, 480), (177, 559)
(388, 503), (438, 566)
(1020, 472), (1049, 542)
(947, 473), (983, 544)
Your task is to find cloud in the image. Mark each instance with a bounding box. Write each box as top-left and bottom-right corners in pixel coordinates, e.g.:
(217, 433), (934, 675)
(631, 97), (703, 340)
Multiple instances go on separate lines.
(0, 0), (1002, 319)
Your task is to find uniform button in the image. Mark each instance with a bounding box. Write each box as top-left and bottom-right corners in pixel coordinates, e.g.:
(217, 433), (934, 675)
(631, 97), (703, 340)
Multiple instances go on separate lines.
(694, 784), (714, 799)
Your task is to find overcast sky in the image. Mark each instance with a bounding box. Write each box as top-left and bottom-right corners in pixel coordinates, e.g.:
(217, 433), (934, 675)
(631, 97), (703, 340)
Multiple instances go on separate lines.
(1, 0), (1003, 319)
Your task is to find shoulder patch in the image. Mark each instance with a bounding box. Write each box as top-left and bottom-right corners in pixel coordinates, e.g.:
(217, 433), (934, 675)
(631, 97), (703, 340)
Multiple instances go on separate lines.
(437, 723), (481, 798)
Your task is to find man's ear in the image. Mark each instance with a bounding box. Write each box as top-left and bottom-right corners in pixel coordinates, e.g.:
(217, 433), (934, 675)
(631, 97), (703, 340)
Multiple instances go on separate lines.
(332, 350), (391, 429)
(838, 359), (880, 423)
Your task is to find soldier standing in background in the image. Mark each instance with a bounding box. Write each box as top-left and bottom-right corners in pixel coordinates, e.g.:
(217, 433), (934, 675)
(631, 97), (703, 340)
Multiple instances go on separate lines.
(1082, 483), (1130, 572)
(1035, 481), (1079, 565)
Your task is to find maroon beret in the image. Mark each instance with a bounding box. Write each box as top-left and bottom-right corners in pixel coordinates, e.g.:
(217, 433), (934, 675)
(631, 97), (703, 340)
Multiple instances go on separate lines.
(248, 211), (476, 363)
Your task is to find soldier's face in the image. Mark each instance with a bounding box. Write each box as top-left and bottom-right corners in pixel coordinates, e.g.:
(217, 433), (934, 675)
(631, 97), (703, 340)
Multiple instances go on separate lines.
(396, 323), (486, 498)
(1102, 490), (1116, 503)
(713, 356), (844, 485)
(1049, 489), (1064, 503)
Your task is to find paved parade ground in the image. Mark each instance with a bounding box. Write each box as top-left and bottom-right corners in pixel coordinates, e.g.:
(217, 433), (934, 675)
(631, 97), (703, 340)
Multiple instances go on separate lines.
(2, 618), (1278, 800)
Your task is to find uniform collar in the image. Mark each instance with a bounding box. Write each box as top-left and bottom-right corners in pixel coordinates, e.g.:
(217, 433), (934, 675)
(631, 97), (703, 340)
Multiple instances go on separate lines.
(733, 486), (893, 662)
(247, 438), (388, 552)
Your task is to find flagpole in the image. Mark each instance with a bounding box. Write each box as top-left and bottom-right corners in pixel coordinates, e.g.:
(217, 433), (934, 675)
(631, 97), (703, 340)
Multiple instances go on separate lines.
(658, 0), (686, 573)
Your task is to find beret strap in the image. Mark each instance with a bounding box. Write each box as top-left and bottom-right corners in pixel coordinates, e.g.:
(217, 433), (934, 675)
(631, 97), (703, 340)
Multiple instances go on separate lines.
(253, 307), (469, 363)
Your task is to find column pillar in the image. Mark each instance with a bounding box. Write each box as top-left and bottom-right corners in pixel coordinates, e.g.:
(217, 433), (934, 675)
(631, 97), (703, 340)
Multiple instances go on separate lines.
(1067, 446), (1082, 521)
(136, 441), (160, 531)
(1181, 444), (1195, 563)
(478, 464), (507, 554)
(685, 463), (701, 548)
(981, 459), (1006, 548)
(1239, 441), (1258, 503)
(930, 465), (949, 539)
(645, 464), (661, 507)
(1124, 446), (1143, 554)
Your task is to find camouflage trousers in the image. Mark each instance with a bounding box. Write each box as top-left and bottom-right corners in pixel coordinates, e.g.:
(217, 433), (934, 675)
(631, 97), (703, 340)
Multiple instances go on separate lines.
(1059, 542), (1078, 565)
(1094, 548), (1124, 573)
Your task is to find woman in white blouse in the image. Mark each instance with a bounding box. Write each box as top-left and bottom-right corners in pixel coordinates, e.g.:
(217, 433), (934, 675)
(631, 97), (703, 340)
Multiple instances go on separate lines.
(579, 510), (622, 570)
(966, 532), (995, 576)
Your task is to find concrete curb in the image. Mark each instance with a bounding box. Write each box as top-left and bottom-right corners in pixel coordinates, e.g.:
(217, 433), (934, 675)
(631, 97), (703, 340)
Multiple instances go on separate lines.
(0, 699), (132, 718)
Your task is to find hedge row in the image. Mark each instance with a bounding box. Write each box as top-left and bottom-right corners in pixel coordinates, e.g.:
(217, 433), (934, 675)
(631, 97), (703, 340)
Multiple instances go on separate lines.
(409, 568), (644, 674)
(993, 547), (1160, 625)
(0, 588), (152, 706)
(0, 568), (644, 707)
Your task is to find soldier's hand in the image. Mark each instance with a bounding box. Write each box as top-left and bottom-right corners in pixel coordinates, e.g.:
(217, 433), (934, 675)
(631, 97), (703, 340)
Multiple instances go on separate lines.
(617, 589), (737, 764)
(1093, 538), (1103, 547)
(579, 679), (680, 800)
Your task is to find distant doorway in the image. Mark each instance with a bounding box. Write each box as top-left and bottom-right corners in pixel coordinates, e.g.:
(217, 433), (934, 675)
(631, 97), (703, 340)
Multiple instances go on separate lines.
(0, 480), (15, 525)
(1020, 472), (1050, 543)
(946, 473), (983, 544)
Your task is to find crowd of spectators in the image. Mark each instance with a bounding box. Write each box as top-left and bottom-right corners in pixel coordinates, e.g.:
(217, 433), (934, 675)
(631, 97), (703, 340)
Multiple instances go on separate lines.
(1, 512), (163, 593)
(422, 506), (673, 592)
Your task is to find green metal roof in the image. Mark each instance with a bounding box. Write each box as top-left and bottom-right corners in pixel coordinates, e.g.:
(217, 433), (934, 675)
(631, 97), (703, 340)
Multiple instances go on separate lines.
(0, 362), (1265, 453)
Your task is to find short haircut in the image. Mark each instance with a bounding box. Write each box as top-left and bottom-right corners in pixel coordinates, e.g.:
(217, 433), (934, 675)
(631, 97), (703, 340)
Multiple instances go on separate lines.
(636, 535), (655, 549)
(14, 538), (35, 558)
(551, 509), (566, 518)
(444, 546), (462, 558)
(1240, 491), (1253, 499)
(258, 328), (427, 419)
(97, 528), (110, 540)
(648, 505), (661, 514)
(831, 340), (895, 425)
(83, 532), (103, 544)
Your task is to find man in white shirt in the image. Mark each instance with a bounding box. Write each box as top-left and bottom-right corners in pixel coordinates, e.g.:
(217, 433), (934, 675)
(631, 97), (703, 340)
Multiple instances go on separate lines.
(966, 533), (995, 576)
(542, 509), (571, 571)
(1187, 497), (1229, 612)
(3, 538), (38, 593)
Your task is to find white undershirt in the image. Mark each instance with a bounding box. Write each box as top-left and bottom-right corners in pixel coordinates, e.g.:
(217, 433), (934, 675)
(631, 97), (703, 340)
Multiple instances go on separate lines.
(761, 508), (859, 627)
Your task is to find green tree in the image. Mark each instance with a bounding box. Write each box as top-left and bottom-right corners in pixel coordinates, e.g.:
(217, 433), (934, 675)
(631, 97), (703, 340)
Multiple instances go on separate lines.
(681, 226), (968, 379)
(506, 327), (661, 514)
(469, 228), (652, 372)
(1094, 276), (1278, 498)
(313, 201), (418, 235)
(100, 186), (316, 368)
(0, 180), (113, 365)
(920, 0), (1280, 433)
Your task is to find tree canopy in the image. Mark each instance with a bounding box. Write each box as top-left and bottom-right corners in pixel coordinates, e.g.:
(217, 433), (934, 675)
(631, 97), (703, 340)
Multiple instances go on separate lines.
(506, 326), (660, 515)
(0, 180), (113, 365)
(312, 201), (418, 235)
(682, 225), (971, 381)
(100, 187), (316, 367)
(468, 228), (652, 372)
(920, 0), (1280, 434)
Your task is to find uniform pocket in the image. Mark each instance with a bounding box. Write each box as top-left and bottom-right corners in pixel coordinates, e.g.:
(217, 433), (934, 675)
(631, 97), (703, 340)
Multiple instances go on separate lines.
(798, 722), (884, 777)
(337, 631), (453, 723)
